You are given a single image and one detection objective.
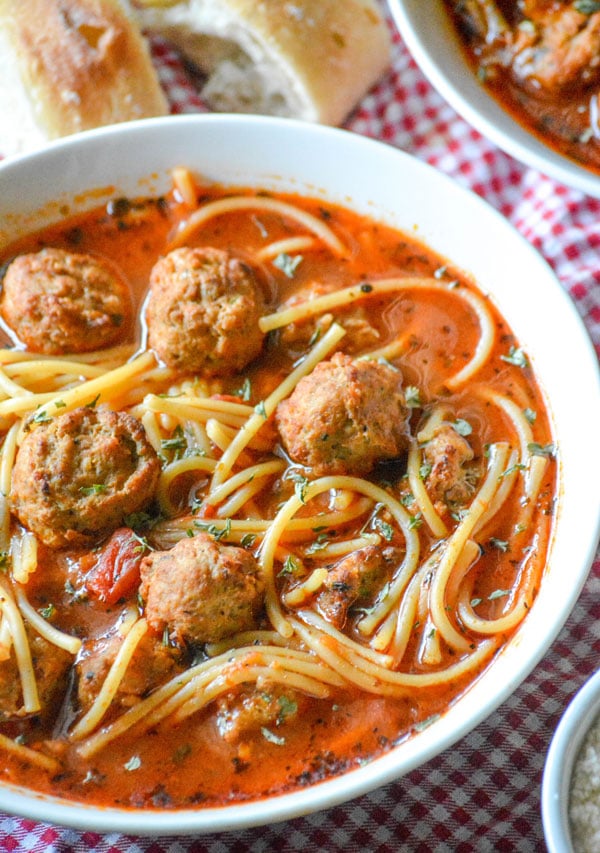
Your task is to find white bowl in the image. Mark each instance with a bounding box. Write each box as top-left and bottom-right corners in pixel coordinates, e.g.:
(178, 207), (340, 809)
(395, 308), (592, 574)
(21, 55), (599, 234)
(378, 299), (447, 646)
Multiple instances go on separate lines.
(0, 114), (599, 835)
(388, 0), (600, 198)
(542, 669), (600, 853)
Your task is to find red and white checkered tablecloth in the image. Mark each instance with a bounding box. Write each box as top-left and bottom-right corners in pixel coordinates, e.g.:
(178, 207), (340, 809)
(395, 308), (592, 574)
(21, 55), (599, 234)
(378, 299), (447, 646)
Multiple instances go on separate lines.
(2, 14), (600, 853)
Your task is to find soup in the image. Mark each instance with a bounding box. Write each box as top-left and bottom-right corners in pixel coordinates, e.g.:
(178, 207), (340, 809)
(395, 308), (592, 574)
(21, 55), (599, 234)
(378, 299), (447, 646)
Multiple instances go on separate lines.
(0, 171), (557, 809)
(443, 0), (600, 173)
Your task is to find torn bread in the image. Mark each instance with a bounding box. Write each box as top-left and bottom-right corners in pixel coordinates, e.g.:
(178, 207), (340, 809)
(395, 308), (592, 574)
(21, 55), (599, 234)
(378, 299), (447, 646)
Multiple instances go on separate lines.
(130, 0), (392, 126)
(0, 0), (168, 157)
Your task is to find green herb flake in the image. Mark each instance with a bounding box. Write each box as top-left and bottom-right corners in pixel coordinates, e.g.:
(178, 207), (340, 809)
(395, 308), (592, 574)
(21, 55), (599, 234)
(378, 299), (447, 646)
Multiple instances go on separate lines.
(261, 727), (286, 745)
(277, 695), (298, 722)
(501, 346), (528, 368)
(470, 597), (483, 607)
(32, 409), (50, 424)
(240, 533), (257, 548)
(85, 393), (101, 409)
(528, 442), (556, 458)
(273, 252), (303, 278)
(254, 400), (267, 419)
(489, 537), (509, 552)
(124, 755), (142, 771)
(575, 0), (600, 14)
(39, 603), (55, 620)
(404, 385), (422, 408)
(419, 462), (432, 481)
(488, 588), (511, 601)
(374, 517), (394, 542)
(454, 418), (472, 437)
(523, 407), (537, 425)
(235, 377), (252, 401)
(279, 554), (300, 576)
(80, 484), (108, 496)
(288, 471), (309, 504)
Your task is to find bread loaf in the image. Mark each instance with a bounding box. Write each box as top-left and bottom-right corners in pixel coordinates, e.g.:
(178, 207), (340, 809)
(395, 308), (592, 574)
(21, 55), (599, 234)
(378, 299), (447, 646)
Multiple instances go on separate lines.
(0, 0), (168, 157)
(0, 0), (391, 157)
(129, 0), (392, 126)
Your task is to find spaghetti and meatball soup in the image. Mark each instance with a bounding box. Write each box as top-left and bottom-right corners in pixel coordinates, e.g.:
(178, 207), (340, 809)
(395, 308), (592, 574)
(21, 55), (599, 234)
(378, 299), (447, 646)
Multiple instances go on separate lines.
(0, 170), (557, 809)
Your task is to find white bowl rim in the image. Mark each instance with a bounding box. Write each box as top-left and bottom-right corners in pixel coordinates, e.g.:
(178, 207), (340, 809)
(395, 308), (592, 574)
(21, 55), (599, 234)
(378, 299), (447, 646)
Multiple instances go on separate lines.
(0, 113), (599, 835)
(542, 668), (600, 853)
(388, 0), (600, 198)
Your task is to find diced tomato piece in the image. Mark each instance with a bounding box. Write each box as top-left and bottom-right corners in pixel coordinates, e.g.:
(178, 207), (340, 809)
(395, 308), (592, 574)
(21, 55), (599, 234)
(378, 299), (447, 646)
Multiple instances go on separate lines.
(84, 527), (144, 605)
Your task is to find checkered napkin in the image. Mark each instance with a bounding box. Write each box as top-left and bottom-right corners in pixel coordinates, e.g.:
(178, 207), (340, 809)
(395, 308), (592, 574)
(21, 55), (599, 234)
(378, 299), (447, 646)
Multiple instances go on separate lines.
(2, 16), (600, 853)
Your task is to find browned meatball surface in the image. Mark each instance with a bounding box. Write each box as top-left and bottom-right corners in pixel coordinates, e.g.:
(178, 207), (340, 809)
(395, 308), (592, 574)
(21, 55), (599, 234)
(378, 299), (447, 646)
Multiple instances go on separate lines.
(421, 422), (480, 514)
(146, 247), (265, 375)
(76, 629), (183, 715)
(0, 248), (132, 354)
(0, 628), (72, 721)
(275, 352), (410, 476)
(139, 533), (265, 644)
(316, 545), (401, 630)
(11, 407), (160, 548)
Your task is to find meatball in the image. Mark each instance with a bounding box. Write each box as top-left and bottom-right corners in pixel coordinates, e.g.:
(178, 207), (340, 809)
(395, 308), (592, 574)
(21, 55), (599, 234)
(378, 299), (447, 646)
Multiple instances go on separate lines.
(0, 628), (72, 721)
(11, 407), (160, 548)
(139, 533), (265, 644)
(275, 352), (409, 476)
(76, 629), (183, 714)
(146, 247), (265, 375)
(421, 423), (480, 513)
(216, 686), (303, 744)
(316, 545), (400, 630)
(0, 248), (132, 354)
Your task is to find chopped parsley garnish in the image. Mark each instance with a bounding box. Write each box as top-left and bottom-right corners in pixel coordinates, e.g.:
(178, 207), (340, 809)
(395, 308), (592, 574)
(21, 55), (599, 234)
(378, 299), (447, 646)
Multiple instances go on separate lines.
(85, 393), (101, 408)
(279, 554), (301, 576)
(124, 755), (142, 771)
(39, 603), (55, 620)
(419, 462), (432, 480)
(261, 727), (285, 745)
(523, 407), (537, 425)
(454, 418), (472, 436)
(80, 484), (107, 496)
(240, 533), (257, 548)
(273, 252), (303, 278)
(488, 588), (511, 600)
(404, 385), (422, 408)
(575, 0), (600, 14)
(130, 531), (156, 554)
(288, 470), (309, 503)
(254, 400), (267, 419)
(528, 442), (556, 458)
(161, 428), (187, 453)
(194, 519), (232, 541)
(235, 377), (252, 401)
(501, 346), (528, 368)
(374, 517), (394, 542)
(489, 537), (509, 552)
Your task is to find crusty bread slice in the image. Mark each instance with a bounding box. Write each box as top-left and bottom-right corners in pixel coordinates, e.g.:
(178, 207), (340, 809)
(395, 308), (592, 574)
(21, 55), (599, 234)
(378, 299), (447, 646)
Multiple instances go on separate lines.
(130, 0), (391, 125)
(0, 0), (168, 157)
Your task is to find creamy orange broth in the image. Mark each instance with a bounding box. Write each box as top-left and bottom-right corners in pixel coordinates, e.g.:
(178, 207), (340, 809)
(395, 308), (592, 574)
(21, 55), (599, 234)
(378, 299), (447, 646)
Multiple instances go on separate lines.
(0, 182), (556, 809)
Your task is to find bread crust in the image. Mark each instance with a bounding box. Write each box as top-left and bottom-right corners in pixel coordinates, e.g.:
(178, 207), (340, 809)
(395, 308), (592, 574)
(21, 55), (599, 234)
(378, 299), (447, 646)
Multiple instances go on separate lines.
(132, 0), (392, 125)
(0, 0), (168, 146)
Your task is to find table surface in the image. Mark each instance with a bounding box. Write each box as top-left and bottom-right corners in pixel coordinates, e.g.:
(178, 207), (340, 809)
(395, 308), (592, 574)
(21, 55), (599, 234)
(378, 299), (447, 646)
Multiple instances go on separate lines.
(2, 12), (600, 853)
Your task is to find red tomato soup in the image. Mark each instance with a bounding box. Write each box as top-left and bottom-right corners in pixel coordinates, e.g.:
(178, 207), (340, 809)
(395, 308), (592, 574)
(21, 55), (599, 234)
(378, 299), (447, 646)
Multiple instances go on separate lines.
(444, 0), (600, 173)
(0, 173), (556, 809)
